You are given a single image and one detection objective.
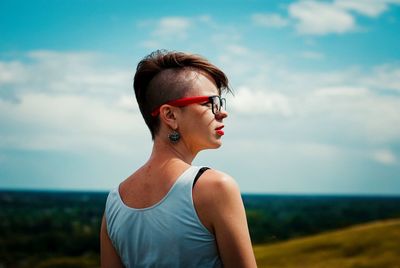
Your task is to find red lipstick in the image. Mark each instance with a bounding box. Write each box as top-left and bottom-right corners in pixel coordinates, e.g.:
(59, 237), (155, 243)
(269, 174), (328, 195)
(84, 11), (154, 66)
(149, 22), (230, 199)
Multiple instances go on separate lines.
(215, 126), (224, 136)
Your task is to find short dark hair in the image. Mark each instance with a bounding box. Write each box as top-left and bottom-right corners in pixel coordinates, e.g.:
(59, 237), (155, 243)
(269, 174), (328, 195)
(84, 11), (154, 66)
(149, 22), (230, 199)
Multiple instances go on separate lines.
(133, 50), (231, 139)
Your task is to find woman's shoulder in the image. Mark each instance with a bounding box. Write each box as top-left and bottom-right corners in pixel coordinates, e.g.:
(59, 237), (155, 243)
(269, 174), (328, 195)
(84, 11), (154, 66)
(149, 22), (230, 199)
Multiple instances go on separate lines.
(198, 168), (237, 188)
(194, 168), (241, 204)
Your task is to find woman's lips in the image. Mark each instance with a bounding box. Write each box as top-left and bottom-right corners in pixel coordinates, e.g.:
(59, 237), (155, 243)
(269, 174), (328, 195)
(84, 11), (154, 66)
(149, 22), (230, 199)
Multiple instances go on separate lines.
(215, 126), (224, 136)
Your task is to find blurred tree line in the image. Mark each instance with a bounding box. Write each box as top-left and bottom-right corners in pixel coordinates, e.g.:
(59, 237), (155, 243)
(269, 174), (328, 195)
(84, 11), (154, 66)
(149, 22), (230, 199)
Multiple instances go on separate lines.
(244, 194), (400, 243)
(1, 191), (400, 267)
(0, 191), (104, 268)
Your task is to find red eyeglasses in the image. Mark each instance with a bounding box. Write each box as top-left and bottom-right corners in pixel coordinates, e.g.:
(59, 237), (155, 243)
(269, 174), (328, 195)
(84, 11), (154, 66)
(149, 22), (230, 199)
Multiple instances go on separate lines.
(151, 95), (226, 117)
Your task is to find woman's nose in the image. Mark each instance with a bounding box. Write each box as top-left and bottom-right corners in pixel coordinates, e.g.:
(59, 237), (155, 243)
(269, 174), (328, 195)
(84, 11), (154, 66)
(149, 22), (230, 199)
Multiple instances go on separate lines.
(216, 109), (228, 120)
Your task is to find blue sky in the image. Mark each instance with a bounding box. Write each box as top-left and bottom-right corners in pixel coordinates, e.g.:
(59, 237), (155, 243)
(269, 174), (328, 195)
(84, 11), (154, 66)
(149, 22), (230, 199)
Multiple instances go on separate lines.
(1, 0), (400, 194)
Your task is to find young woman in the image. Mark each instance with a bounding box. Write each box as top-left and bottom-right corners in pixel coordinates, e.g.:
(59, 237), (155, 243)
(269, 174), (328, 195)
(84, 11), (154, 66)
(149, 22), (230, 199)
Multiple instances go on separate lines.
(100, 50), (257, 267)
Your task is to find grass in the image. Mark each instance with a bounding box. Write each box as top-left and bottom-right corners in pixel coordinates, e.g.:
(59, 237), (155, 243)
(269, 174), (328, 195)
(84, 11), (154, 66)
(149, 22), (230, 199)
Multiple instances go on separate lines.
(254, 218), (400, 268)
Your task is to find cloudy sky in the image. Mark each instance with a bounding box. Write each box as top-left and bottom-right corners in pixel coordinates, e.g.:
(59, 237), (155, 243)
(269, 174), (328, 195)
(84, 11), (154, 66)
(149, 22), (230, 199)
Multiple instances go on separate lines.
(1, 0), (400, 195)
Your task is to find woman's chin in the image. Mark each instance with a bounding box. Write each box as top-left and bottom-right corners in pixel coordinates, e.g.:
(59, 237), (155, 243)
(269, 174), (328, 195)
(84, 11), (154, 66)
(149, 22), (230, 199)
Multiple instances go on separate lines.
(211, 140), (223, 149)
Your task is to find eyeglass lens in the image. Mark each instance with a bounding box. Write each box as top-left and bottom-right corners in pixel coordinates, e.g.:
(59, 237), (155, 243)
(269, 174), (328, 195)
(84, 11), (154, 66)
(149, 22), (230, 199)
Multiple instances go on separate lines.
(211, 96), (226, 115)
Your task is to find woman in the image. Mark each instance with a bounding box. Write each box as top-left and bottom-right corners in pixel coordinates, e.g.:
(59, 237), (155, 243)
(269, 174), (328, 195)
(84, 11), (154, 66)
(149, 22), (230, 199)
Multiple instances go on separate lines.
(100, 50), (257, 267)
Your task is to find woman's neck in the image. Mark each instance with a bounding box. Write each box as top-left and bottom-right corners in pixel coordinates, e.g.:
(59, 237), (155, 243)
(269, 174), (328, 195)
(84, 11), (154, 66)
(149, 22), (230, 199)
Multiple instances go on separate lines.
(149, 138), (197, 166)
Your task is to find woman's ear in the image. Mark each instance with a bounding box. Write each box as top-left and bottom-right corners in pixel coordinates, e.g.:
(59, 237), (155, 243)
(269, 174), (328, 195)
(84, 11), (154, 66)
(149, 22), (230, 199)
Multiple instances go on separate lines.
(159, 105), (179, 129)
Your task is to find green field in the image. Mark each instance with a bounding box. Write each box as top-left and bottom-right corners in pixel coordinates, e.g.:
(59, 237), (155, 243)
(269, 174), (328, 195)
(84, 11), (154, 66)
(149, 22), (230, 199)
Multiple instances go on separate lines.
(254, 218), (400, 268)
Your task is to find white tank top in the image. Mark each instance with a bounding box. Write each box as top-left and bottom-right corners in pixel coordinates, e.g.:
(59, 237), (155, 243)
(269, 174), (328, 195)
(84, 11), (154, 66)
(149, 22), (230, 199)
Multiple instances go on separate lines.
(105, 165), (222, 268)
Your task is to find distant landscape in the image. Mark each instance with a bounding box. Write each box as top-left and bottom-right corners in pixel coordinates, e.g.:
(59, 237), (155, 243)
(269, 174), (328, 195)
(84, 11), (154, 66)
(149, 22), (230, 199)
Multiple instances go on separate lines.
(254, 218), (400, 267)
(1, 190), (400, 268)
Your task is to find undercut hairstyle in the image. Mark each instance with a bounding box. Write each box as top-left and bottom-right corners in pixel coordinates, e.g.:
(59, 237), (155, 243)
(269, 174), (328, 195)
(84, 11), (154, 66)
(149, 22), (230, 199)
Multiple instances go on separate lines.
(133, 50), (231, 140)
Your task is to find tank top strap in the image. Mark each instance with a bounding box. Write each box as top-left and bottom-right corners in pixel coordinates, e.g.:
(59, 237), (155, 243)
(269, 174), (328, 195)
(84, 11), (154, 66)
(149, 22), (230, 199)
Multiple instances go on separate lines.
(170, 165), (203, 194)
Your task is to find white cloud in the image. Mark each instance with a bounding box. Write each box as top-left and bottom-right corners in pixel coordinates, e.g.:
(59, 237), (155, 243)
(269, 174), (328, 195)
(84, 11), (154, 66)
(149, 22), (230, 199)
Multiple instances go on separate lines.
(335, 0), (388, 17)
(218, 44), (400, 145)
(0, 61), (27, 84)
(152, 17), (192, 40)
(116, 95), (137, 111)
(289, 0), (356, 35)
(216, 45), (278, 89)
(252, 13), (289, 28)
(365, 64), (400, 91)
(372, 149), (397, 165)
(314, 86), (369, 97)
(291, 141), (343, 159)
(287, 0), (400, 35)
(0, 51), (146, 154)
(217, 46), (400, 147)
(0, 50), (132, 97)
(307, 84), (400, 144)
(0, 92), (145, 153)
(229, 87), (292, 116)
(140, 15), (215, 48)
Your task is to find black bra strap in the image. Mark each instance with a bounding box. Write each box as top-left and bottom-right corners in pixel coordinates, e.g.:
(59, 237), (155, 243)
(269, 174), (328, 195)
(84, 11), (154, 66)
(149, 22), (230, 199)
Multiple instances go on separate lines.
(192, 167), (210, 188)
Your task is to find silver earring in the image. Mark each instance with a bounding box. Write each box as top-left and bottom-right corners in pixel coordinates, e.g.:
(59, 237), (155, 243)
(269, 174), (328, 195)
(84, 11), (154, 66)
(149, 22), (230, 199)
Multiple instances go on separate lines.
(168, 130), (180, 143)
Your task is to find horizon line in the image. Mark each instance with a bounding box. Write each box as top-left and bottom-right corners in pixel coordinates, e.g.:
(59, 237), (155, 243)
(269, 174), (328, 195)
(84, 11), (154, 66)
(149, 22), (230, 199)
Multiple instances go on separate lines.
(1, 187), (400, 198)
